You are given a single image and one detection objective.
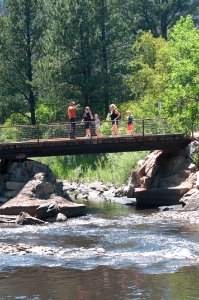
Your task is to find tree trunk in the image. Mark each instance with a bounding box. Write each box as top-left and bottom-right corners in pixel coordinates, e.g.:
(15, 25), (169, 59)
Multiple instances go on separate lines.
(101, 0), (109, 116)
(161, 14), (168, 40)
(79, 9), (92, 108)
(25, 0), (36, 125)
(29, 90), (36, 125)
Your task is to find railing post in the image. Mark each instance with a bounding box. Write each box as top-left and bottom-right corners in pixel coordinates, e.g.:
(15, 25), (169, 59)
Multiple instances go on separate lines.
(37, 125), (40, 143)
(191, 121), (194, 139)
(142, 119), (145, 138)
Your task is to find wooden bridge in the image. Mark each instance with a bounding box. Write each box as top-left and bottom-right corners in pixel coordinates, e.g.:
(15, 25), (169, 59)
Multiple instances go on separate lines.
(0, 119), (192, 159)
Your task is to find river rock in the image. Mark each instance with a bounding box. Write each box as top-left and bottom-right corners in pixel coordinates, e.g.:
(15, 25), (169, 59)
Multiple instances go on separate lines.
(126, 184), (135, 198)
(0, 159), (64, 204)
(158, 205), (183, 212)
(45, 212), (68, 223)
(185, 141), (199, 157)
(0, 215), (16, 223)
(128, 143), (199, 208)
(87, 190), (103, 201)
(35, 202), (59, 219)
(15, 212), (45, 225)
(135, 186), (190, 208)
(196, 172), (199, 189)
(140, 176), (151, 189)
(180, 189), (199, 211)
(188, 163), (197, 172)
(130, 171), (141, 188)
(89, 182), (109, 192)
(0, 173), (86, 218)
(56, 213), (67, 222)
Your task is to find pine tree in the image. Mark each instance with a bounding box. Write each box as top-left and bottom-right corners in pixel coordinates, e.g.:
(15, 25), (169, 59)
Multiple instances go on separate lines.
(123, 0), (199, 40)
(0, 0), (47, 124)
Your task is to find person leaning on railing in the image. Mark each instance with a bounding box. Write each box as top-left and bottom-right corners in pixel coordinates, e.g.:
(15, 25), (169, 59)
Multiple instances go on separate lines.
(68, 101), (80, 139)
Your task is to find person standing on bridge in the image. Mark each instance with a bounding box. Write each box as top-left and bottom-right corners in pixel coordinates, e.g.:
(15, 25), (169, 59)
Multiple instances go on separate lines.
(109, 104), (121, 136)
(68, 101), (80, 139)
(82, 106), (94, 139)
(94, 114), (101, 138)
(126, 110), (134, 135)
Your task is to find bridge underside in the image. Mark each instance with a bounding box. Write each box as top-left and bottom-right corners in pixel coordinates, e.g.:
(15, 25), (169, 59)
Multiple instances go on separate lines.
(0, 134), (191, 160)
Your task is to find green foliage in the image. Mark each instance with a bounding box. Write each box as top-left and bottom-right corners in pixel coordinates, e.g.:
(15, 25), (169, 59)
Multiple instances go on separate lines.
(160, 16), (199, 132)
(0, 1), (198, 127)
(100, 122), (112, 136)
(4, 113), (30, 126)
(127, 16), (199, 134)
(0, 126), (17, 142)
(0, 0), (47, 124)
(38, 152), (148, 185)
(125, 0), (199, 39)
(127, 32), (166, 119)
(192, 149), (199, 170)
(36, 0), (132, 116)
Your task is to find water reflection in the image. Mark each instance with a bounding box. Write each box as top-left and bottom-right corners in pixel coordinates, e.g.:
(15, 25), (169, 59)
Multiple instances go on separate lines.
(1, 266), (199, 300)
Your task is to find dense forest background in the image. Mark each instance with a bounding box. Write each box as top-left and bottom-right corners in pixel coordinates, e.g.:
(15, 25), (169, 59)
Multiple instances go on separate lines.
(0, 0), (198, 183)
(0, 0), (198, 128)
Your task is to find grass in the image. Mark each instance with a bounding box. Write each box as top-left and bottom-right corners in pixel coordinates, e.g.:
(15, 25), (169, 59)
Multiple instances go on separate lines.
(37, 151), (148, 186)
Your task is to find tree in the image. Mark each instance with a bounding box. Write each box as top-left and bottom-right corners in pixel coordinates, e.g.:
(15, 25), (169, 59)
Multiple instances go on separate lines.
(160, 16), (199, 131)
(95, 0), (132, 113)
(39, 0), (132, 117)
(123, 0), (199, 39)
(127, 16), (199, 131)
(0, 0), (47, 124)
(126, 32), (166, 119)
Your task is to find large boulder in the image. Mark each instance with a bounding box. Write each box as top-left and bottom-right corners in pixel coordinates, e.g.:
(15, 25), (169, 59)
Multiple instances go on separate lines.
(0, 172), (86, 218)
(129, 142), (199, 208)
(0, 160), (64, 202)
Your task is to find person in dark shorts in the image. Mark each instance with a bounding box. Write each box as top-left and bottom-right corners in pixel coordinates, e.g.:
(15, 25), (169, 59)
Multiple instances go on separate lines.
(68, 101), (80, 139)
(109, 104), (120, 136)
(82, 106), (93, 138)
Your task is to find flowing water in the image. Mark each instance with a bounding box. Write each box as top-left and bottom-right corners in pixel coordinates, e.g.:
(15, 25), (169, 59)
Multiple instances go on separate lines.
(1, 201), (199, 299)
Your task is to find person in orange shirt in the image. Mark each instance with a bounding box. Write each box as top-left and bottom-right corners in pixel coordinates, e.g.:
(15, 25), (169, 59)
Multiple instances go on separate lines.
(68, 101), (80, 139)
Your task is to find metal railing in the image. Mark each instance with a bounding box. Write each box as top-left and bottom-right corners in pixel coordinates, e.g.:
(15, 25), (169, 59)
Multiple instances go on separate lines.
(0, 118), (182, 143)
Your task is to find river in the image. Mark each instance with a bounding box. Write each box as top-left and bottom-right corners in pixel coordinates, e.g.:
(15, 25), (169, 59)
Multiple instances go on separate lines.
(1, 201), (199, 299)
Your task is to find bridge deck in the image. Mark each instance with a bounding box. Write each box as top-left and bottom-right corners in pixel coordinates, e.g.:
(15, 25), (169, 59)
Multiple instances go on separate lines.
(0, 134), (191, 159)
